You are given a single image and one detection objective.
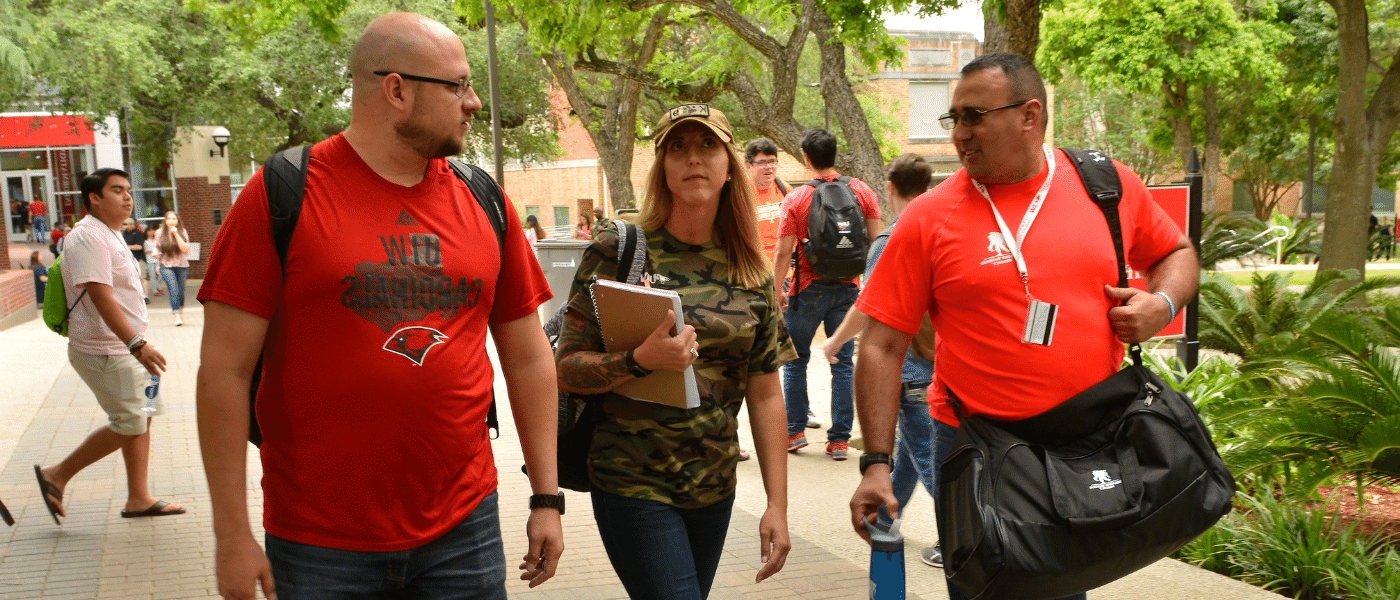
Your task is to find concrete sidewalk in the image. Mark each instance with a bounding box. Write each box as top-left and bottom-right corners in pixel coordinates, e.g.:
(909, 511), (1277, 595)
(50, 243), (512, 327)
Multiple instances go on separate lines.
(0, 301), (1280, 599)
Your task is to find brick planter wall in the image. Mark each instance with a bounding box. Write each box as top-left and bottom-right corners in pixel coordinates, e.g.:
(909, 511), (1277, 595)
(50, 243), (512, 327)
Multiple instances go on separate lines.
(0, 269), (38, 330)
(174, 176), (231, 279)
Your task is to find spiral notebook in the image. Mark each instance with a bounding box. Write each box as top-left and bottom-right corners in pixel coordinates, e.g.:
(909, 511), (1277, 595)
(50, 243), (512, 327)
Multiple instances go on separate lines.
(590, 279), (700, 409)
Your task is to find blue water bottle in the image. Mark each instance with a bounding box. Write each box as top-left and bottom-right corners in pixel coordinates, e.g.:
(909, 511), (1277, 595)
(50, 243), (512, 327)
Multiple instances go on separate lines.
(141, 375), (159, 414)
(867, 518), (905, 600)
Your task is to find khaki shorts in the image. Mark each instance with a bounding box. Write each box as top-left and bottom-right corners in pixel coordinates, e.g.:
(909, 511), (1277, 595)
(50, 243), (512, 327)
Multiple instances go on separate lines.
(68, 347), (164, 435)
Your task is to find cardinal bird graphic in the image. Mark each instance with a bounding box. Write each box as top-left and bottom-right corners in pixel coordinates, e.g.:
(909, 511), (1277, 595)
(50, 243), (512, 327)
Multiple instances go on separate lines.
(383, 326), (450, 365)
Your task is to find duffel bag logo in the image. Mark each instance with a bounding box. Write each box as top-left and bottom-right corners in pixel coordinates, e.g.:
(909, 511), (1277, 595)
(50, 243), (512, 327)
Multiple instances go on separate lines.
(1089, 469), (1122, 491)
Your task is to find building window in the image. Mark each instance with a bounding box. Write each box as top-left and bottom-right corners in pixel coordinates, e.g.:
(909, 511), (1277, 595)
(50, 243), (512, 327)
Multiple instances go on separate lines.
(553, 206), (570, 228)
(958, 48), (975, 67)
(909, 49), (952, 67)
(908, 81), (951, 142)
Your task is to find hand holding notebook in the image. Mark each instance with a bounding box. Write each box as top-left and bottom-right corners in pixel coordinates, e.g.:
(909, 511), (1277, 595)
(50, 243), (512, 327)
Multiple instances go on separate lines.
(590, 279), (701, 409)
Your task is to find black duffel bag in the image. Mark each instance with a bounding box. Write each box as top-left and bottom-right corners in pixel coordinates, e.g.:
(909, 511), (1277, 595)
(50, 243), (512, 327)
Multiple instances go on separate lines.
(938, 356), (1235, 600)
(936, 148), (1236, 600)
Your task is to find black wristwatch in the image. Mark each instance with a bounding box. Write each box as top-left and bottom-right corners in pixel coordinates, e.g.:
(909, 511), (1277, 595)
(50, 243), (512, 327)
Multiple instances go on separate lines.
(623, 349), (653, 379)
(529, 492), (565, 515)
(859, 453), (893, 475)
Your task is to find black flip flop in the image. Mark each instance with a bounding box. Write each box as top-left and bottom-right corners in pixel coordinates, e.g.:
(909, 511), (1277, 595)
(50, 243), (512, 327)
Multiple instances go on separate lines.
(120, 500), (186, 518)
(0, 498), (13, 526)
(33, 465), (62, 525)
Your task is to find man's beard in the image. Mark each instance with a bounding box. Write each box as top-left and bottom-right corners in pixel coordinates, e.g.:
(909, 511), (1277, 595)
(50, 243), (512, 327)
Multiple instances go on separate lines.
(396, 111), (465, 159)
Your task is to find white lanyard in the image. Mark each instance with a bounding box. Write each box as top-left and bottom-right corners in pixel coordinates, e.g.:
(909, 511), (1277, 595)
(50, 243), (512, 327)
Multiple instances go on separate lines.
(972, 145), (1056, 298)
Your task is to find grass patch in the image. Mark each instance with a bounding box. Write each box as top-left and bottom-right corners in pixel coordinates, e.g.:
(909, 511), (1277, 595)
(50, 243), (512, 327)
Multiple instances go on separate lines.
(1212, 268), (1400, 287)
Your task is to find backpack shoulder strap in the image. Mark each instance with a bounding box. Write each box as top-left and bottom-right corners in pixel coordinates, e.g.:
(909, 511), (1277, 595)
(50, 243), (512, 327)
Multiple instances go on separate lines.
(1061, 148), (1125, 287)
(446, 159), (508, 439)
(1061, 147), (1140, 364)
(613, 219), (648, 285)
(263, 145), (311, 271)
(447, 159), (507, 255)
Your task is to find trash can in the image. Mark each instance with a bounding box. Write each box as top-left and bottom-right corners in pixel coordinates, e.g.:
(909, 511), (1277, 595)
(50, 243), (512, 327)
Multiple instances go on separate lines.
(536, 239), (592, 318)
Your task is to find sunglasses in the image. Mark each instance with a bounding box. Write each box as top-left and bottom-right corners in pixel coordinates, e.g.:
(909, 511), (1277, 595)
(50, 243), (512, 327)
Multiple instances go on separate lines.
(938, 100), (1030, 130)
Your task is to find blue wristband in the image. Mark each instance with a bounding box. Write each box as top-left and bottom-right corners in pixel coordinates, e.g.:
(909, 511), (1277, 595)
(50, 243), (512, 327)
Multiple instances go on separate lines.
(1153, 291), (1177, 322)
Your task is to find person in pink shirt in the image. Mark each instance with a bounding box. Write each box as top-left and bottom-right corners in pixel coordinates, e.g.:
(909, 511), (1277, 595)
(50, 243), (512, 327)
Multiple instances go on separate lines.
(33, 168), (185, 527)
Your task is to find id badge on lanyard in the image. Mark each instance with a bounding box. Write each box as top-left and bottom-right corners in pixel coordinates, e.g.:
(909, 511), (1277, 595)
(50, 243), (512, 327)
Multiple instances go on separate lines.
(974, 146), (1058, 346)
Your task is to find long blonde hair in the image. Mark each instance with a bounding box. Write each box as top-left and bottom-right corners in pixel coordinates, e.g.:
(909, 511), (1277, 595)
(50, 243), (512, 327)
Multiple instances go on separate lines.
(638, 140), (769, 289)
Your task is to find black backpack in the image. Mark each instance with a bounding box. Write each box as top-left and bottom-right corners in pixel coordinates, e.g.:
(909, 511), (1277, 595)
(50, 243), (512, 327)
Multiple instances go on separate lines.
(536, 221), (648, 492)
(799, 176), (868, 281)
(247, 144), (508, 447)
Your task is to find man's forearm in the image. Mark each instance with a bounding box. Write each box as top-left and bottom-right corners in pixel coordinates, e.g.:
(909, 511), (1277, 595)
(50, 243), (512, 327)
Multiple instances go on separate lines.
(494, 316), (560, 494)
(1146, 239), (1199, 309)
(827, 307), (871, 353)
(853, 322), (910, 455)
(196, 367), (255, 539)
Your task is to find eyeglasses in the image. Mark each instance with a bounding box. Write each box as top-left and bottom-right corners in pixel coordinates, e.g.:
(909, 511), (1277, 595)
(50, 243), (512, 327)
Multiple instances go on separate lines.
(938, 100), (1030, 130)
(373, 71), (472, 98)
(750, 159), (778, 167)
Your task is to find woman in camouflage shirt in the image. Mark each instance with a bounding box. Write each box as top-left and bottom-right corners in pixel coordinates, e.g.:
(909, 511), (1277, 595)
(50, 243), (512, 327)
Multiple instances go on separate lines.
(556, 105), (794, 599)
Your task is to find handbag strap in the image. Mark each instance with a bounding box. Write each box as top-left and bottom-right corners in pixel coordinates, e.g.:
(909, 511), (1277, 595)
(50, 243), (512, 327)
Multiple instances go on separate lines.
(1061, 148), (1142, 369)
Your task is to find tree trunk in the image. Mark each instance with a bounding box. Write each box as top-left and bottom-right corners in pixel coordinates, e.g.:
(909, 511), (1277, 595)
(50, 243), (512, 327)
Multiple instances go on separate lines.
(542, 52), (639, 209)
(1319, 0), (1400, 280)
(982, 0), (1042, 59)
(1161, 78), (1195, 201)
(810, 6), (888, 210)
(1202, 84), (1220, 220)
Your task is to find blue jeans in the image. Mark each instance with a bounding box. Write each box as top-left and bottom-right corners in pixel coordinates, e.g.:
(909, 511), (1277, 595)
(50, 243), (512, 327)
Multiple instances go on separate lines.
(782, 280), (857, 440)
(159, 265), (187, 312)
(31, 215), (46, 240)
(265, 490), (507, 600)
(933, 419), (1085, 600)
(591, 485), (734, 600)
(879, 381), (935, 523)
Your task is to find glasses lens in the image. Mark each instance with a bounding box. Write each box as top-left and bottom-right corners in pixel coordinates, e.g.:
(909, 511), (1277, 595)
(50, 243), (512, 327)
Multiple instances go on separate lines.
(754, 160), (777, 167)
(939, 114), (957, 130)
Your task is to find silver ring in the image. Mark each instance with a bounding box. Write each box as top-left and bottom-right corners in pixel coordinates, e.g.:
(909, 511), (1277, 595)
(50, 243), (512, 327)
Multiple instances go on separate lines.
(689, 347), (699, 358)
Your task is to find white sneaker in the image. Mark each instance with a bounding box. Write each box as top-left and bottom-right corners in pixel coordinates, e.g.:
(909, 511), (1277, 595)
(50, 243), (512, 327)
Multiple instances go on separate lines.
(921, 544), (943, 568)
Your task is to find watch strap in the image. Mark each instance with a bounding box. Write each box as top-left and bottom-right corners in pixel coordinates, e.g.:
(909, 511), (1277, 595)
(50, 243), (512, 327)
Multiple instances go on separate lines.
(529, 492), (565, 515)
(859, 452), (892, 475)
(623, 349), (652, 379)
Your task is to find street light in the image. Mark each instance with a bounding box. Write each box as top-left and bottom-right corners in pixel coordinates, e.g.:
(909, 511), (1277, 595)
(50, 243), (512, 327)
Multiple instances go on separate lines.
(803, 82), (830, 131)
(210, 126), (231, 157)
(1295, 116), (1316, 218)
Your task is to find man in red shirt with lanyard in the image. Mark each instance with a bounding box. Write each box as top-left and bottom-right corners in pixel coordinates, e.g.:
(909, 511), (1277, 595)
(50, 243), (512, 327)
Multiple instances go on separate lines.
(773, 128), (882, 460)
(196, 13), (563, 600)
(848, 53), (1198, 600)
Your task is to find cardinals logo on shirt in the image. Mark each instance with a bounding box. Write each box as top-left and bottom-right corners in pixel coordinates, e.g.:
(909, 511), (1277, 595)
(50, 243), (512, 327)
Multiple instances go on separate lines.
(383, 326), (449, 366)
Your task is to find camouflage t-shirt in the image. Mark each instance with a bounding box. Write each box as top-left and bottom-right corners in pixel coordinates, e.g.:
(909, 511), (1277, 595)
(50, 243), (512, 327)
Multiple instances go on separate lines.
(565, 224), (795, 508)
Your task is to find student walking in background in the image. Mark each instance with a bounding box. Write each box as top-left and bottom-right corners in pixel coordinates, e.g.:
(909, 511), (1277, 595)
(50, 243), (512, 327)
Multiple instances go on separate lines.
(30, 250), (47, 304)
(151, 211), (190, 325)
(33, 168), (184, 526)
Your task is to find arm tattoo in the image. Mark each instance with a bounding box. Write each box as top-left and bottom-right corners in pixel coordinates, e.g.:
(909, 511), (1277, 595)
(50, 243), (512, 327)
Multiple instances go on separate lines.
(556, 307), (634, 394)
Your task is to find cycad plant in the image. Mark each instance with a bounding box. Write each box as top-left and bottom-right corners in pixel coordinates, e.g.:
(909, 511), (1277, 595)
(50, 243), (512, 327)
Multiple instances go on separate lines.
(1224, 307), (1400, 502)
(1197, 269), (1397, 363)
(1199, 213), (1265, 270)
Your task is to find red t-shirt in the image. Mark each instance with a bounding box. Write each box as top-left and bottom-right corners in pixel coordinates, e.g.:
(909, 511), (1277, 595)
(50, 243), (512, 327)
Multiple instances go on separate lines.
(857, 150), (1181, 425)
(28, 199), (46, 217)
(755, 185), (784, 258)
(197, 134), (551, 551)
(777, 174), (881, 295)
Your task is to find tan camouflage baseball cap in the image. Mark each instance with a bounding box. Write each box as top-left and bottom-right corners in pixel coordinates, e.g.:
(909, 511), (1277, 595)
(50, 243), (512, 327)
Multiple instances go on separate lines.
(653, 104), (734, 150)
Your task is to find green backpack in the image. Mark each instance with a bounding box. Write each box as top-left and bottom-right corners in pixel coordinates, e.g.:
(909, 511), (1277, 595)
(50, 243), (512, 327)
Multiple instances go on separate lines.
(41, 256), (87, 336)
